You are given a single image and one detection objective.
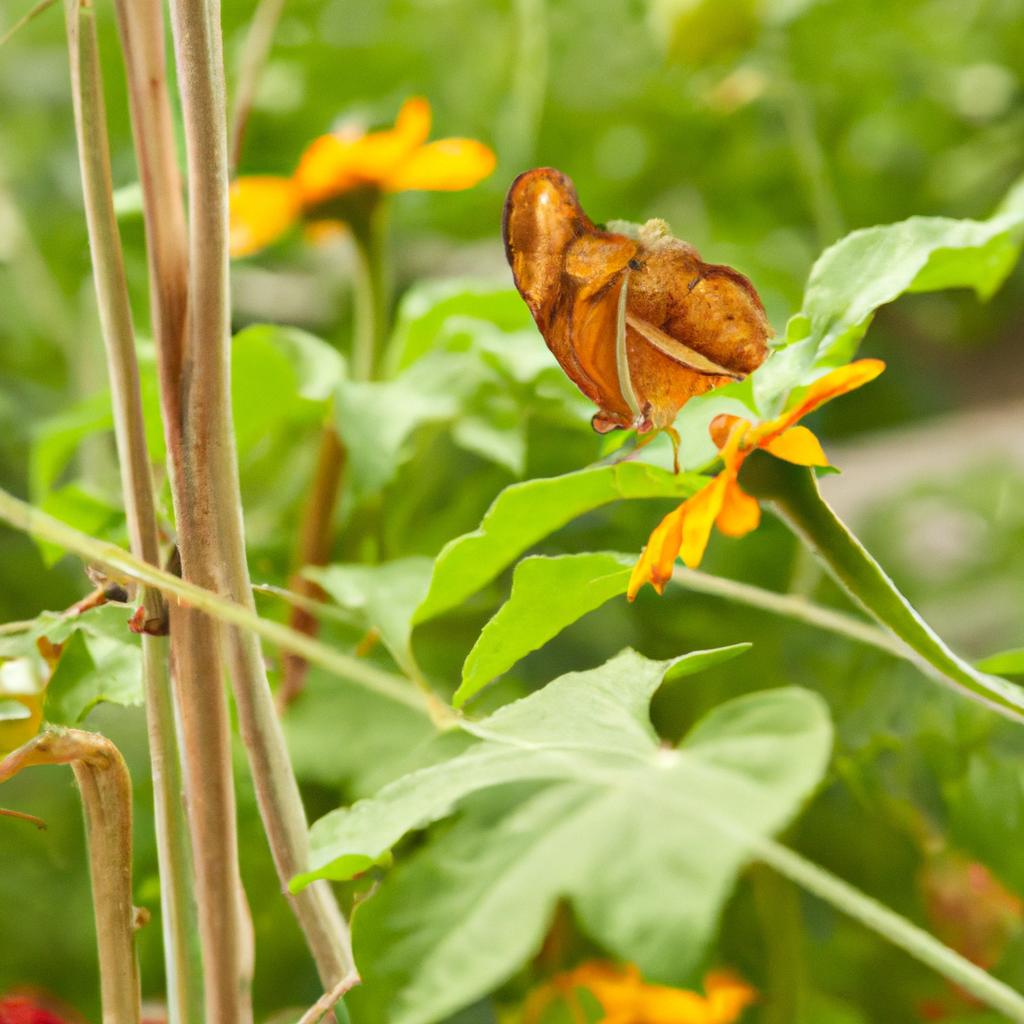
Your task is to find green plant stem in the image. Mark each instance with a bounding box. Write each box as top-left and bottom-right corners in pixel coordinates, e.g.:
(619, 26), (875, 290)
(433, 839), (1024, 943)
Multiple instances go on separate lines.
(63, 3), (200, 1020)
(671, 566), (911, 660)
(1, 731), (141, 1024)
(741, 455), (1024, 721)
(751, 865), (805, 1024)
(350, 200), (390, 383)
(0, 487), (437, 715)
(753, 836), (1024, 1022)
(228, 0), (286, 172)
(280, 199), (389, 706)
(280, 421), (347, 709)
(0, 0), (58, 48)
(171, 0), (361, 996)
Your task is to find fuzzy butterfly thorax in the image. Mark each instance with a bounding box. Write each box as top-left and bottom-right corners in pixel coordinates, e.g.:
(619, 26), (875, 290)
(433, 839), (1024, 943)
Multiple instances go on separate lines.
(502, 167), (771, 438)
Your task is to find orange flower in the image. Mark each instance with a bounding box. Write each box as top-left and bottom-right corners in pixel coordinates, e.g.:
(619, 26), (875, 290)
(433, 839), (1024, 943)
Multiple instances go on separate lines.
(628, 359), (885, 598)
(524, 961), (756, 1024)
(229, 97), (496, 257)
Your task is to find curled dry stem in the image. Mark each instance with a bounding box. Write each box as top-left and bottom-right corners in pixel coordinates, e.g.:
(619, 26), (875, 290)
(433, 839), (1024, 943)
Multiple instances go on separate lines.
(0, 730), (140, 1024)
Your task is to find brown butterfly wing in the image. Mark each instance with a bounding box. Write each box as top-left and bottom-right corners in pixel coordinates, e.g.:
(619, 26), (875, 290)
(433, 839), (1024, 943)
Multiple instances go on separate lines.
(624, 239), (771, 428)
(503, 168), (637, 428)
(503, 167), (771, 435)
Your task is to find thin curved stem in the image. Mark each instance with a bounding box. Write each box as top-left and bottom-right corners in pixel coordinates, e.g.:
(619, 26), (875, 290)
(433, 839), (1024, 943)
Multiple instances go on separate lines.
(1, 731), (141, 1024)
(741, 455), (1024, 721)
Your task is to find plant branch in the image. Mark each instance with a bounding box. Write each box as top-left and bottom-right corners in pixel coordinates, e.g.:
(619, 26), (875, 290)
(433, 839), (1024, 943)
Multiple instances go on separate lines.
(228, 0), (286, 172)
(741, 455), (1024, 721)
(754, 836), (1024, 1022)
(0, 487), (437, 715)
(1, 730), (140, 1024)
(671, 567), (916, 660)
(63, 2), (200, 1019)
(116, 0), (252, 1014)
(171, 0), (359, 993)
(280, 422), (347, 709)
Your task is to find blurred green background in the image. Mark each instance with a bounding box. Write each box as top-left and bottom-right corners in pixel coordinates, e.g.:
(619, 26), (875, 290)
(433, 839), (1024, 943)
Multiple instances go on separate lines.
(1, 0), (1023, 1021)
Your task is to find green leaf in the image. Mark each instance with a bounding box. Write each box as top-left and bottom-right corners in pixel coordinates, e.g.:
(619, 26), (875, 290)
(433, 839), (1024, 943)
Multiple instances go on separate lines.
(415, 463), (704, 624)
(336, 352), (480, 497)
(456, 553), (634, 706)
(29, 392), (113, 501)
(976, 647), (1024, 676)
(672, 179), (1024, 458)
(385, 280), (533, 373)
(283, 668), (438, 798)
(38, 605), (143, 724)
(742, 457), (1024, 720)
(801, 200), (1024, 369)
(303, 651), (830, 1024)
(37, 484), (124, 567)
(457, 553), (751, 708)
(232, 323), (346, 404)
(305, 558), (433, 677)
(231, 324), (342, 453)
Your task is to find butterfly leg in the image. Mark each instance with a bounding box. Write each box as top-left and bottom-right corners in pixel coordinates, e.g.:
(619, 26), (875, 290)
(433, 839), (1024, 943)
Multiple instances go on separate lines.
(664, 425), (682, 474)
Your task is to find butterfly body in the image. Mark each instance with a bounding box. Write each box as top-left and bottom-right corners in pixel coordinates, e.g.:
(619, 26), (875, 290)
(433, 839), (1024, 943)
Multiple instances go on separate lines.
(503, 167), (770, 437)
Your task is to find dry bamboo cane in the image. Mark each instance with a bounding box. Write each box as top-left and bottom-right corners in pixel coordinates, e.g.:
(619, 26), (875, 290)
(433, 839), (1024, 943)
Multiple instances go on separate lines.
(167, 0), (356, 998)
(109, 0), (252, 1018)
(62, 2), (202, 1020)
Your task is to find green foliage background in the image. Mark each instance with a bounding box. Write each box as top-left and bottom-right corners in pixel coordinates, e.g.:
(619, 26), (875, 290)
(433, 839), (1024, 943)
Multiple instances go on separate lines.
(1, 0), (1024, 1021)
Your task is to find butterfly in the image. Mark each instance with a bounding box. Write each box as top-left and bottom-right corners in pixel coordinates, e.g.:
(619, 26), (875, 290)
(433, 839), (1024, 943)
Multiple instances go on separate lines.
(503, 167), (771, 466)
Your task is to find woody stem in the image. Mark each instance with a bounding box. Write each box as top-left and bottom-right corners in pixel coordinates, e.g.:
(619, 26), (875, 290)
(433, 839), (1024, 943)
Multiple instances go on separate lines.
(63, 2), (200, 1020)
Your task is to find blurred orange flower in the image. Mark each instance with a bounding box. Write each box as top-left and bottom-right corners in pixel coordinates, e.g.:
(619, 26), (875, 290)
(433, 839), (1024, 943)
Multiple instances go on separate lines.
(524, 962), (755, 1024)
(229, 97), (496, 257)
(628, 359), (885, 598)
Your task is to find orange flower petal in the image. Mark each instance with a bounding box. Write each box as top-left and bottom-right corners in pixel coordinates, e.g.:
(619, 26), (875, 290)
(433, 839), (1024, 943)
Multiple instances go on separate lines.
(229, 176), (301, 257)
(679, 472), (730, 568)
(627, 503), (687, 600)
(772, 358), (885, 436)
(393, 95), (432, 146)
(762, 424), (828, 466)
(294, 134), (362, 204)
(704, 970), (757, 1022)
(294, 98), (434, 205)
(384, 138), (497, 192)
(714, 479), (761, 537)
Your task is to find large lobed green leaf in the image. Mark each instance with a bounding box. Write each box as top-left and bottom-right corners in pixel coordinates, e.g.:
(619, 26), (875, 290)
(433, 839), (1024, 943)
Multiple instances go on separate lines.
(297, 650), (832, 1024)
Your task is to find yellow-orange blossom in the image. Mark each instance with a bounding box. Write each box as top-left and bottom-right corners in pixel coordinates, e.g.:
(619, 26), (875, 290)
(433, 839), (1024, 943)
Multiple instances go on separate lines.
(524, 962), (756, 1024)
(229, 97), (496, 257)
(628, 359), (886, 599)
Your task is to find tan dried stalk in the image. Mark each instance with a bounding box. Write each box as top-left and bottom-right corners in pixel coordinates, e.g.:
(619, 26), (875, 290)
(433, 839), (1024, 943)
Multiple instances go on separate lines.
(111, 1), (251, 1018)
(167, 0), (355, 997)
(62, 1), (201, 1020)
(0, 730), (140, 1024)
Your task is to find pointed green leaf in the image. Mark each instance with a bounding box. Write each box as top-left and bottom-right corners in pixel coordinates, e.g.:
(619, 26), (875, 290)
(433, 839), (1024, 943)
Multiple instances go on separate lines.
(415, 464), (704, 624)
(456, 553), (634, 706)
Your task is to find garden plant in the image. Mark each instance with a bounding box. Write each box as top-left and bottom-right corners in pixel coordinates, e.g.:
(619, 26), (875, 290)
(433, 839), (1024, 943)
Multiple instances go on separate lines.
(1, 1), (1023, 1023)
